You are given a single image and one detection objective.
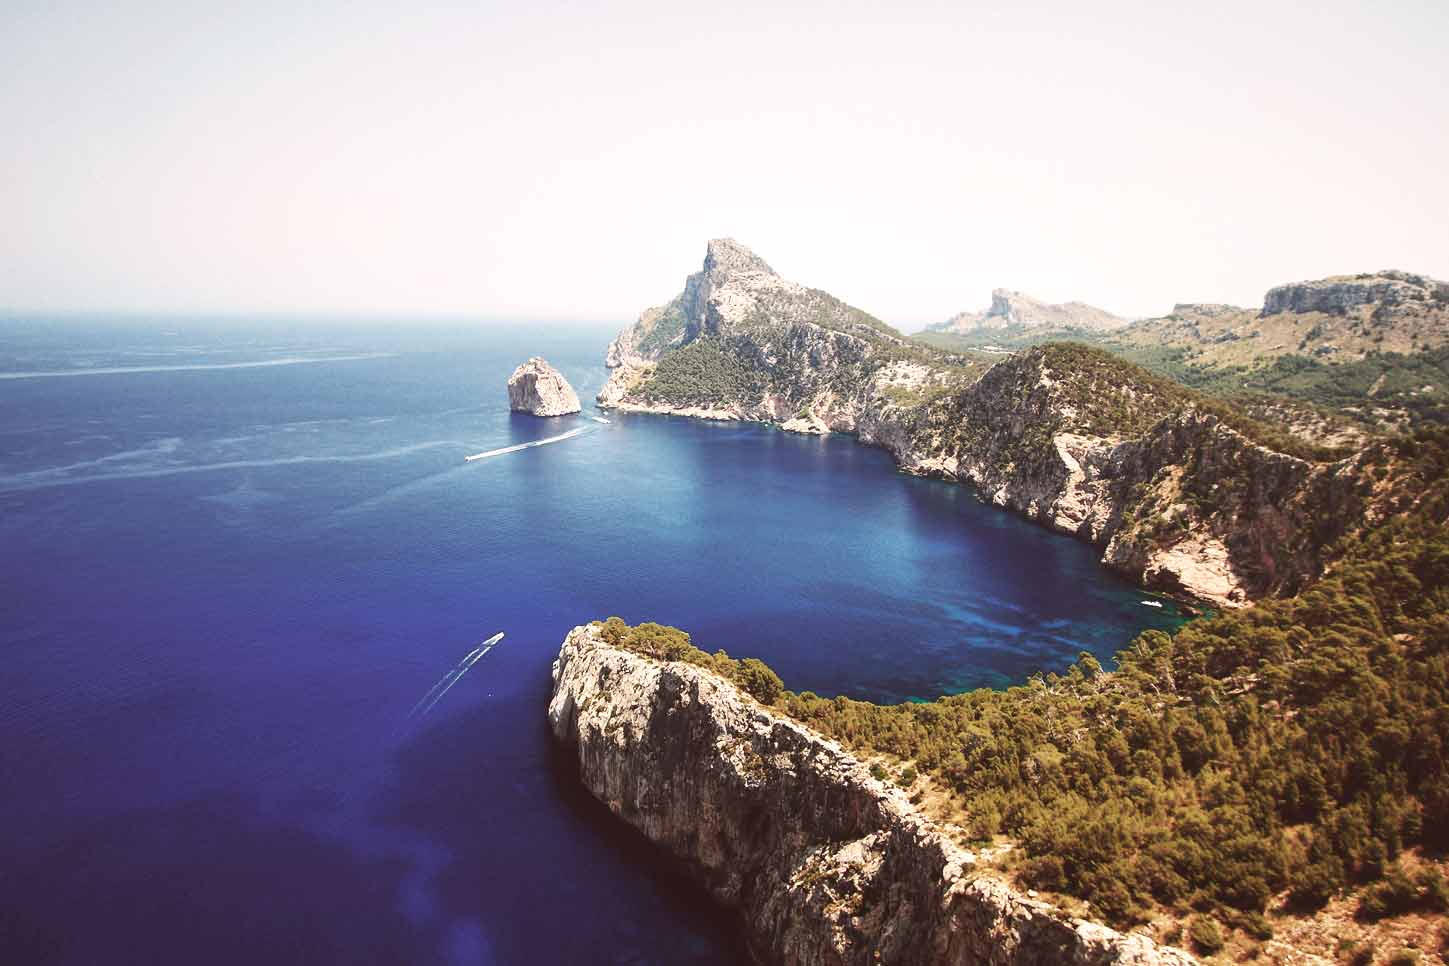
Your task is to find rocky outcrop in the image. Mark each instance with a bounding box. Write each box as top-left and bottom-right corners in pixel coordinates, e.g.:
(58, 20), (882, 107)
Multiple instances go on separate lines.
(1262, 270), (1448, 316)
(549, 624), (1196, 966)
(507, 357), (581, 416)
(1110, 270), (1449, 369)
(599, 239), (968, 434)
(931, 290), (1129, 336)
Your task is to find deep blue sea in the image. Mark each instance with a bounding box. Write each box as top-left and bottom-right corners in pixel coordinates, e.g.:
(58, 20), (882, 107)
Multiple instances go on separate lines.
(0, 318), (1183, 964)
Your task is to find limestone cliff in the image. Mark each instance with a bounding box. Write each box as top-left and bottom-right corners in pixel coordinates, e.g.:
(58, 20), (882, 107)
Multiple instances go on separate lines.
(1110, 269), (1449, 368)
(549, 624), (1196, 966)
(597, 242), (1403, 606)
(1262, 270), (1447, 317)
(507, 357), (581, 416)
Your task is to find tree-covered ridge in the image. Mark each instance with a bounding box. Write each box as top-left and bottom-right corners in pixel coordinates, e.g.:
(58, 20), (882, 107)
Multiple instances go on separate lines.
(635, 338), (765, 407)
(921, 323), (1449, 438)
(593, 431), (1449, 945)
(919, 342), (1354, 465)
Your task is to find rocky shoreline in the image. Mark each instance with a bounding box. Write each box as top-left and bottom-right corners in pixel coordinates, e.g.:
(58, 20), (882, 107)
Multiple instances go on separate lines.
(549, 623), (1198, 965)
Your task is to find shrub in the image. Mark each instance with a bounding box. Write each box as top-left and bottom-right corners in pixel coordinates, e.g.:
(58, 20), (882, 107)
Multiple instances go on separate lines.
(736, 658), (784, 705)
(1188, 916), (1225, 955)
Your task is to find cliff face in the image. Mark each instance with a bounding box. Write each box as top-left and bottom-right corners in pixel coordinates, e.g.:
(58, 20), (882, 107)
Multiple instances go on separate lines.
(858, 346), (1392, 604)
(931, 289), (1129, 336)
(507, 357), (581, 416)
(549, 624), (1196, 966)
(1262, 270), (1448, 317)
(1111, 269), (1449, 368)
(596, 241), (1404, 606)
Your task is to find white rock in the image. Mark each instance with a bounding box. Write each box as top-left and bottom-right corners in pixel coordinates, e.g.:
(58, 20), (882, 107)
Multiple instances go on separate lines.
(507, 357), (581, 416)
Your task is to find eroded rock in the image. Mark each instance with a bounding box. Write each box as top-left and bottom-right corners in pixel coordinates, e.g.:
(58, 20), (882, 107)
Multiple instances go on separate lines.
(507, 357), (581, 416)
(549, 624), (1198, 965)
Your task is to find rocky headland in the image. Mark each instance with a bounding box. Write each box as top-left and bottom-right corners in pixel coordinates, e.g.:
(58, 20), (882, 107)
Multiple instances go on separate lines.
(597, 241), (1420, 607)
(549, 623), (1197, 966)
(507, 356), (581, 416)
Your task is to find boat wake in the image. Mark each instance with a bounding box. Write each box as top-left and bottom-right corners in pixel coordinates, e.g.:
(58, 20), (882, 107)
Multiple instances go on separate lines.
(0, 440), (466, 493)
(464, 427), (588, 462)
(407, 632), (504, 719)
(0, 353), (394, 380)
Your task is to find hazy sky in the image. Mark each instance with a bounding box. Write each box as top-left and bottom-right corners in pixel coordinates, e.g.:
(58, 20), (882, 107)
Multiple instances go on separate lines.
(3, 0), (1446, 326)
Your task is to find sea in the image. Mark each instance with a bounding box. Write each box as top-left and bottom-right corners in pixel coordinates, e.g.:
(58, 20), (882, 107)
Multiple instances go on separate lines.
(0, 317), (1185, 964)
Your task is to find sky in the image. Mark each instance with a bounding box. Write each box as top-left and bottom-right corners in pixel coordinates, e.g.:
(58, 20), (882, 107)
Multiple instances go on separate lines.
(3, 0), (1446, 327)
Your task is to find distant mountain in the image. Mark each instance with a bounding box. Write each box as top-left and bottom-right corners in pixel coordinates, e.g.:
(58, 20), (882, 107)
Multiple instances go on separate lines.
(926, 289), (1129, 337)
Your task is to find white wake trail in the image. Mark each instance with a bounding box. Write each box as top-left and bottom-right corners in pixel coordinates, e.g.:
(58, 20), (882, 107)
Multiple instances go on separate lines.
(418, 633), (504, 715)
(464, 428), (587, 462)
(0, 353), (394, 380)
(406, 640), (490, 719)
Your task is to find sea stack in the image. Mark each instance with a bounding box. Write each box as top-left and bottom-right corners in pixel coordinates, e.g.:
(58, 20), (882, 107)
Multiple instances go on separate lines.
(506, 357), (581, 416)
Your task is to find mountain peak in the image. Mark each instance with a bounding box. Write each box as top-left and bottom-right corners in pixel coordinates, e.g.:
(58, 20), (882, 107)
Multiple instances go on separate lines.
(704, 238), (775, 277)
(932, 289), (1128, 335)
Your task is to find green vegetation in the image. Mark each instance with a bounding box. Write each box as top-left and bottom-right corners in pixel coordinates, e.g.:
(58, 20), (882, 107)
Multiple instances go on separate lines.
(1092, 339), (1449, 433)
(1188, 916), (1226, 955)
(927, 342), (1354, 462)
(637, 337), (764, 407)
(1212, 349), (1449, 430)
(594, 430), (1449, 933)
(927, 324), (1449, 435)
(594, 616), (784, 704)
(636, 300), (690, 357)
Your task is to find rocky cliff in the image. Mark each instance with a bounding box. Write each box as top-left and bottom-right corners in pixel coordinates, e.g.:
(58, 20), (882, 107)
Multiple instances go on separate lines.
(600, 238), (973, 436)
(597, 241), (1399, 606)
(549, 623), (1196, 966)
(507, 357), (581, 416)
(930, 290), (1129, 336)
(1262, 270), (1448, 317)
(857, 344), (1403, 605)
(1109, 269), (1449, 368)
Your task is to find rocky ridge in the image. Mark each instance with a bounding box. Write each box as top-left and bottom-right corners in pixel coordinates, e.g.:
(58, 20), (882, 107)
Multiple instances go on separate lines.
(549, 623), (1197, 966)
(598, 241), (1401, 606)
(930, 290), (1129, 336)
(1262, 270), (1448, 317)
(1110, 270), (1449, 368)
(506, 356), (581, 416)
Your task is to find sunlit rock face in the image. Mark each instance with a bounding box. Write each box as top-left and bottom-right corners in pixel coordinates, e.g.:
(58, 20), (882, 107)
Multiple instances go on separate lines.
(1262, 270), (1447, 317)
(549, 624), (1198, 966)
(507, 357), (581, 416)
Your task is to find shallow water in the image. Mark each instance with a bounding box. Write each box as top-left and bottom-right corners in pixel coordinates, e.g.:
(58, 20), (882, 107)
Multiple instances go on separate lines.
(0, 317), (1183, 964)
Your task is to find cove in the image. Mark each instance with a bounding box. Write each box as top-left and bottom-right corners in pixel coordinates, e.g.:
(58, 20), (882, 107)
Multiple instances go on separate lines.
(0, 318), (1183, 964)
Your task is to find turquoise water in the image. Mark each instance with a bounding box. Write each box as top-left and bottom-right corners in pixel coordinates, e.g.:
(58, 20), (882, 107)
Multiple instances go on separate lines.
(0, 317), (1183, 964)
